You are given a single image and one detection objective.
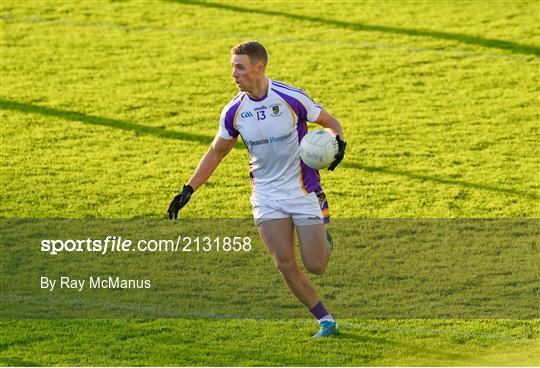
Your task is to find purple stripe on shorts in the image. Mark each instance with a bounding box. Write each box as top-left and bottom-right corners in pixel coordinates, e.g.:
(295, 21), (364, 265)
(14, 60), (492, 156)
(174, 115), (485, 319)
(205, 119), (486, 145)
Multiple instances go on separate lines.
(321, 200), (329, 210)
(316, 191), (330, 224)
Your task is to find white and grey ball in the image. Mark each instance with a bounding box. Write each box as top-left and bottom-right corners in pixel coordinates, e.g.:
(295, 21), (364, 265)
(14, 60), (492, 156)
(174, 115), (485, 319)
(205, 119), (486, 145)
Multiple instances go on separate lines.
(299, 130), (338, 169)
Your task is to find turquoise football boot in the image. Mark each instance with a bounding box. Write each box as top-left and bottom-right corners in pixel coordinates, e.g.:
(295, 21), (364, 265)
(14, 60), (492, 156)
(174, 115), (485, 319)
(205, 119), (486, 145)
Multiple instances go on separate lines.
(312, 320), (339, 338)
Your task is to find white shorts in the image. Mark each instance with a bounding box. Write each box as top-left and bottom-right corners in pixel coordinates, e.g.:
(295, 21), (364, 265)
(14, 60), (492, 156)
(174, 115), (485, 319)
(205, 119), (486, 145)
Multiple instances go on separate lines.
(252, 192), (330, 227)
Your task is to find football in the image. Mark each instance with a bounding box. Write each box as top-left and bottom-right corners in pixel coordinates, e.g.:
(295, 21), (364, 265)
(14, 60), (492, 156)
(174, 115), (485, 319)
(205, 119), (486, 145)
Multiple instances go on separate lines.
(299, 130), (338, 169)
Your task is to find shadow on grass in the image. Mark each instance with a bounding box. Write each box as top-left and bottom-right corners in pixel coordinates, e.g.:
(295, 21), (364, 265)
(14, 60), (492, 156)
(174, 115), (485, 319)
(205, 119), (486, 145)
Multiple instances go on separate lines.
(0, 99), (213, 145)
(2, 98), (536, 200)
(0, 334), (48, 366)
(343, 162), (539, 200)
(336, 331), (396, 345)
(0, 357), (42, 367)
(337, 327), (476, 364)
(167, 0), (540, 57)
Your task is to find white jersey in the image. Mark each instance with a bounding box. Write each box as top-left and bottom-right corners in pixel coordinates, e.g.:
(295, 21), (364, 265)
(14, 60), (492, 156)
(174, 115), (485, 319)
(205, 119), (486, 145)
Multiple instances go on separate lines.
(218, 79), (324, 201)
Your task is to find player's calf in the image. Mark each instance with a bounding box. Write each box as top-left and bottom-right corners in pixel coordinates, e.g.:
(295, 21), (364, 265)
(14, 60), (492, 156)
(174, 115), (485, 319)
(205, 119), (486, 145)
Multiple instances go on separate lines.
(297, 223), (331, 273)
(304, 259), (327, 275)
(273, 257), (298, 278)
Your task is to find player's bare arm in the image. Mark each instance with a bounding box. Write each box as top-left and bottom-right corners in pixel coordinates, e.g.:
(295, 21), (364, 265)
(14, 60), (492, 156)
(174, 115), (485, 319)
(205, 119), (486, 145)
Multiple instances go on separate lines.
(187, 135), (237, 191)
(167, 134), (236, 219)
(315, 108), (345, 141)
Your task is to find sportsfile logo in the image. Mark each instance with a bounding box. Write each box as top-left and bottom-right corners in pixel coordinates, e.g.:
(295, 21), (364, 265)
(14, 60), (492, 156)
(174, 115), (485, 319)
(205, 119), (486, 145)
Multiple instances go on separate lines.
(40, 236), (253, 255)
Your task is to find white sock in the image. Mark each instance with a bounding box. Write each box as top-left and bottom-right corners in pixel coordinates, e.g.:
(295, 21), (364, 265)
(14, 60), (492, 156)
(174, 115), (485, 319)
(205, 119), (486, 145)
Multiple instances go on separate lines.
(318, 313), (335, 324)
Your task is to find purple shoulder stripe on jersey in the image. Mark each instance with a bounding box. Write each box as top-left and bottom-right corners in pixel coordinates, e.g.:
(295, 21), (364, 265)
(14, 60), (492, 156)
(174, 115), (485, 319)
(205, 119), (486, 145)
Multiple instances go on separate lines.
(223, 94), (244, 138)
(271, 88), (308, 122)
(272, 80), (317, 103)
(297, 119), (322, 194)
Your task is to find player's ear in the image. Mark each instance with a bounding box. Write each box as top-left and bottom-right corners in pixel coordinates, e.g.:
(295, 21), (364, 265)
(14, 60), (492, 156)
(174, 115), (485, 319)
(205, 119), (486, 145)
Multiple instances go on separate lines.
(257, 62), (265, 75)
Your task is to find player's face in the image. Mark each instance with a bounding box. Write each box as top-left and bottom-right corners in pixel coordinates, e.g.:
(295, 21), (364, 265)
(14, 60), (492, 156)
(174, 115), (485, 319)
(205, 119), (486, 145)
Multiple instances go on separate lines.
(231, 54), (262, 92)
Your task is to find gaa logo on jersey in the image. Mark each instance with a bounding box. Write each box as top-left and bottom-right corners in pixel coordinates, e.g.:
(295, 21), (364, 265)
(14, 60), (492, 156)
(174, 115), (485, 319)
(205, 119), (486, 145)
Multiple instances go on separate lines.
(270, 103), (283, 117)
(240, 111), (254, 118)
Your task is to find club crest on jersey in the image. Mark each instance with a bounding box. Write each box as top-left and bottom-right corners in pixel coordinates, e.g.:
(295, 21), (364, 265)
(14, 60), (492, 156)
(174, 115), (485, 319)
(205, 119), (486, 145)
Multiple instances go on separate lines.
(270, 103), (283, 117)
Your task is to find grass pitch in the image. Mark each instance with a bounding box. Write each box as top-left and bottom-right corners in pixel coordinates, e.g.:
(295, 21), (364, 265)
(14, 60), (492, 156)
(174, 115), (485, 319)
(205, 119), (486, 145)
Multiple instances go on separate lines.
(2, 319), (539, 366)
(1, 0), (539, 366)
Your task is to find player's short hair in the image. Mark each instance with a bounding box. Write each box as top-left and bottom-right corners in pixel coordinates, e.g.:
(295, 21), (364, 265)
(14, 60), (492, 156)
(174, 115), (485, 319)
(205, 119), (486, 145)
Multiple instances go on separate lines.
(231, 41), (268, 66)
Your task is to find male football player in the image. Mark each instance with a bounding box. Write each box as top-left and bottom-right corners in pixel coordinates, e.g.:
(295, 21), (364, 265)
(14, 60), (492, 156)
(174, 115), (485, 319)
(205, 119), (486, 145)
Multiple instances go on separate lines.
(168, 41), (346, 338)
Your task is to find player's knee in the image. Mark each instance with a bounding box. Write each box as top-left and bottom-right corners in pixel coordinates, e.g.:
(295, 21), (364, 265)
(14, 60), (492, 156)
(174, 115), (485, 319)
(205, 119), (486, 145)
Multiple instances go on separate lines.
(305, 260), (326, 275)
(274, 258), (296, 275)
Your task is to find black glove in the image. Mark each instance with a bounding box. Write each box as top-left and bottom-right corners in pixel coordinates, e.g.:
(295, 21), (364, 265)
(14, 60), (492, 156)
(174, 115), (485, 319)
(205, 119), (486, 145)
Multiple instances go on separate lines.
(328, 135), (346, 171)
(167, 184), (194, 220)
